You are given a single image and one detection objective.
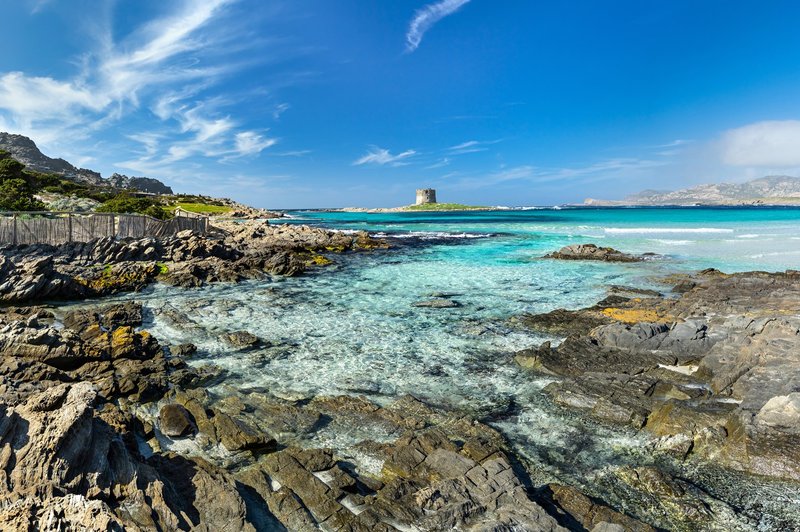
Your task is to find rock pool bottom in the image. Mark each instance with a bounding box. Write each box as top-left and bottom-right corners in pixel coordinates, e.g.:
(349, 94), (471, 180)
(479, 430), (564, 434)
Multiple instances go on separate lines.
(63, 240), (800, 530)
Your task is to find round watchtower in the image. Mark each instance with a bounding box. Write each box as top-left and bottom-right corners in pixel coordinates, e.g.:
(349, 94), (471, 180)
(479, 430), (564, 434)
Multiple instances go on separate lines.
(415, 188), (437, 205)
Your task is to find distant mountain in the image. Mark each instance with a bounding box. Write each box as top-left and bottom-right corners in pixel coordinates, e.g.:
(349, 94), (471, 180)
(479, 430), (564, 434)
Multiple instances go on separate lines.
(108, 173), (173, 195)
(0, 133), (172, 194)
(585, 176), (800, 206)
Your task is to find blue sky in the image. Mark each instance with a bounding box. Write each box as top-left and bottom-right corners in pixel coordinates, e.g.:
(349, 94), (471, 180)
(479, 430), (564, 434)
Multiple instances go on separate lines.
(2, 0), (800, 208)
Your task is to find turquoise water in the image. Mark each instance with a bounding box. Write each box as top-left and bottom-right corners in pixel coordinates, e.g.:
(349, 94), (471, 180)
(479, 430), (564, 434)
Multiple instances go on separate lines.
(75, 207), (800, 528)
(287, 206), (800, 272)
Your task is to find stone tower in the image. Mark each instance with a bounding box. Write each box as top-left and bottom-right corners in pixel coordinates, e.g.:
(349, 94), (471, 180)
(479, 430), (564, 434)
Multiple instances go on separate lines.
(415, 188), (437, 205)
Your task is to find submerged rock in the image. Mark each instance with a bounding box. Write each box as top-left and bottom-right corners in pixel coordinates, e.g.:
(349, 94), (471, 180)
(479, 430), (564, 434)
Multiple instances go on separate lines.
(413, 298), (462, 308)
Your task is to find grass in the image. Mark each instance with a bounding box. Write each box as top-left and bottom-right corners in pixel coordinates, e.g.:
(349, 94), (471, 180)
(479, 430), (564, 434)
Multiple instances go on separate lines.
(176, 202), (233, 214)
(403, 203), (488, 211)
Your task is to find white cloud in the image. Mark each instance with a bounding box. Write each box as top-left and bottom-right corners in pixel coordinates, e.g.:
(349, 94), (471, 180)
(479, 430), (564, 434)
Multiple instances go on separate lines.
(0, 0), (280, 168)
(275, 150), (312, 157)
(449, 140), (480, 150)
(0, 72), (105, 118)
(426, 157), (450, 169)
(234, 131), (278, 156)
(353, 146), (417, 166)
(656, 139), (693, 148)
(178, 106), (235, 142)
(273, 103), (290, 120)
(405, 0), (471, 52)
(721, 120), (800, 167)
(447, 138), (502, 154)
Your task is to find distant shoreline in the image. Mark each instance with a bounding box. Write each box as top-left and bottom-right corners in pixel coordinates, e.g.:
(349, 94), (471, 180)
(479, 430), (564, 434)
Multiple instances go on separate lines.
(317, 203), (800, 213)
(582, 199), (800, 207)
(336, 203), (497, 213)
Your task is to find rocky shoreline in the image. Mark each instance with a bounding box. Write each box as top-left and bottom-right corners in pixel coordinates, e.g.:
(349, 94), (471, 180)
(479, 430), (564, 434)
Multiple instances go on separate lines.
(0, 220), (385, 304)
(0, 299), (648, 531)
(0, 233), (798, 530)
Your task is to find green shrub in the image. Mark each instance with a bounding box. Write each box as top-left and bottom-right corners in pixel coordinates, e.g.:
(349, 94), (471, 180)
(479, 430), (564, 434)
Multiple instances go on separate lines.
(0, 158), (25, 177)
(0, 178), (46, 211)
(0, 157), (46, 211)
(96, 193), (171, 220)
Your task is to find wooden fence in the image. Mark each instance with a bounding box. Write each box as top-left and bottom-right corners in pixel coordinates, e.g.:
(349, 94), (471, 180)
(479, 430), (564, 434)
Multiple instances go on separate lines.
(0, 211), (208, 246)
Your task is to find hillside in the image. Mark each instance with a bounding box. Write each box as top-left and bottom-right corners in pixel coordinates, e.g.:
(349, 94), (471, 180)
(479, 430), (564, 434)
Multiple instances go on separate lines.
(585, 175), (800, 206)
(0, 133), (172, 194)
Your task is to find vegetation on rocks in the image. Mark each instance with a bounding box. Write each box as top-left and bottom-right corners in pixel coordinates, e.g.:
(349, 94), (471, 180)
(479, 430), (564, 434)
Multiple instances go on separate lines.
(176, 201), (232, 214)
(0, 151), (46, 211)
(96, 192), (171, 219)
(404, 202), (488, 211)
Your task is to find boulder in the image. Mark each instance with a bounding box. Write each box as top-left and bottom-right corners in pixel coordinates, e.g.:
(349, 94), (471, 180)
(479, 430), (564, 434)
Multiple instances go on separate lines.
(755, 393), (800, 433)
(545, 243), (645, 262)
(159, 403), (196, 437)
(220, 331), (261, 350)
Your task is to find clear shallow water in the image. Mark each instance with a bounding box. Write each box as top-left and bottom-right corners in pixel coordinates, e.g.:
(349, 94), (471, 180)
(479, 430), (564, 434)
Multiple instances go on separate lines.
(72, 207), (800, 528)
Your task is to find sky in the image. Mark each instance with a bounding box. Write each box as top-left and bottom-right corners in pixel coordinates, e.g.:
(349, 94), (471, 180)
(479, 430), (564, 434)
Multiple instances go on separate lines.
(2, 0), (800, 208)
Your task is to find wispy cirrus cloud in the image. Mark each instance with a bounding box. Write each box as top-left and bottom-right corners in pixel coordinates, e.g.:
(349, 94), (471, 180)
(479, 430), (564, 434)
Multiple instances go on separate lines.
(451, 157), (666, 190)
(272, 103), (291, 120)
(426, 157), (450, 169)
(447, 138), (502, 154)
(405, 0), (471, 52)
(0, 0), (281, 174)
(353, 146), (417, 166)
(29, 0), (54, 14)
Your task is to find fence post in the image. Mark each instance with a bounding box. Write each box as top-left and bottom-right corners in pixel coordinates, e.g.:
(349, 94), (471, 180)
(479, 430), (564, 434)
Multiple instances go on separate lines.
(12, 213), (17, 245)
(67, 213), (73, 243)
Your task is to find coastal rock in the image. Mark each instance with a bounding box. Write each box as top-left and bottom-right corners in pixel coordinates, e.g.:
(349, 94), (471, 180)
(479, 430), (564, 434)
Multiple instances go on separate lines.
(169, 343), (197, 358)
(0, 382), (257, 531)
(515, 269), (800, 482)
(241, 428), (567, 532)
(544, 484), (656, 532)
(511, 307), (613, 335)
(220, 330), (262, 350)
(0, 221), (387, 305)
(545, 243), (645, 262)
(0, 302), (187, 403)
(159, 403), (196, 437)
(755, 393), (800, 433)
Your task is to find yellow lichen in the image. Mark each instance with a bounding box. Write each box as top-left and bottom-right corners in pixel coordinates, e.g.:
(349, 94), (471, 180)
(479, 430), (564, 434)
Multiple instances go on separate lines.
(309, 254), (333, 266)
(601, 307), (670, 323)
(74, 263), (158, 292)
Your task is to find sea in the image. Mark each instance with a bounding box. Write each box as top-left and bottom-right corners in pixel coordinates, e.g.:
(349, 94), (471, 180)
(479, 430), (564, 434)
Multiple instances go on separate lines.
(79, 207), (800, 529)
